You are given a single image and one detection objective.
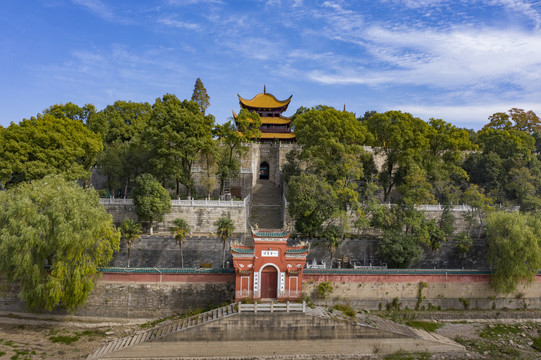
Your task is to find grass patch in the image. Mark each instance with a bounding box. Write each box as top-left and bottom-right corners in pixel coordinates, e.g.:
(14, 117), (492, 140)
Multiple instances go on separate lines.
(77, 329), (106, 338)
(455, 336), (521, 358)
(384, 350), (431, 360)
(0, 352), (5, 357)
(333, 303), (356, 318)
(479, 324), (523, 339)
(532, 335), (541, 351)
(49, 334), (80, 345)
(405, 320), (442, 332)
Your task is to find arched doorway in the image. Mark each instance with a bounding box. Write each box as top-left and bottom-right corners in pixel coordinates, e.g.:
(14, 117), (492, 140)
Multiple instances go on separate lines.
(260, 265), (278, 298)
(259, 161), (270, 180)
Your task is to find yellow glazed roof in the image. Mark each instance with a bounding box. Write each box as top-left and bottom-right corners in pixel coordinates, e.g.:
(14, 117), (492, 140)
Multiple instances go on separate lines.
(238, 93), (292, 109)
(232, 111), (291, 125)
(260, 132), (296, 139)
(260, 116), (291, 125)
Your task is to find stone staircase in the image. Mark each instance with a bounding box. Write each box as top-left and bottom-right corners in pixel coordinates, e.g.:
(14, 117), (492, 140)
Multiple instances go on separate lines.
(86, 303), (238, 359)
(250, 180), (282, 229)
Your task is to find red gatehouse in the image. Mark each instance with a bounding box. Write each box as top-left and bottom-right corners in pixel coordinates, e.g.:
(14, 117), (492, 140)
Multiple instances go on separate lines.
(231, 229), (309, 301)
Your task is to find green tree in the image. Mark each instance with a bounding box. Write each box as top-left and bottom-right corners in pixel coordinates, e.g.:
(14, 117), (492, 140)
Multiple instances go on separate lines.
(171, 218), (191, 268)
(287, 173), (339, 237)
(425, 118), (474, 203)
(120, 219), (142, 268)
(132, 174), (171, 234)
(199, 140), (220, 199)
(321, 225), (342, 267)
(0, 115), (103, 188)
(42, 102), (96, 124)
(455, 232), (473, 258)
(377, 230), (423, 268)
(0, 175), (120, 311)
(365, 111), (431, 201)
(191, 78), (210, 115)
(483, 108), (541, 134)
(214, 116), (259, 195)
(461, 185), (494, 239)
(292, 106), (368, 185)
(486, 211), (541, 294)
(215, 217), (235, 268)
(146, 94), (215, 197)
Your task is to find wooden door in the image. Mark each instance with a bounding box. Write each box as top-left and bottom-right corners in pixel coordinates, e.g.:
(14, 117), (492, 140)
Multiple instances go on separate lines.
(260, 266), (277, 298)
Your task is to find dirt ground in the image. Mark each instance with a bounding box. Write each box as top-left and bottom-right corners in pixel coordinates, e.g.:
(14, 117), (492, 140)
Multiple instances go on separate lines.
(0, 312), (145, 360)
(0, 310), (541, 359)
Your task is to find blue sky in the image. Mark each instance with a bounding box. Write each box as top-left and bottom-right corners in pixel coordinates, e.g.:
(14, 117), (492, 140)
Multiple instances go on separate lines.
(1, 0), (541, 129)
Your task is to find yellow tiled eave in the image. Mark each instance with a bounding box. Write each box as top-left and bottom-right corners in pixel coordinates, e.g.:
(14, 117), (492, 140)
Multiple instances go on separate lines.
(238, 93), (292, 109)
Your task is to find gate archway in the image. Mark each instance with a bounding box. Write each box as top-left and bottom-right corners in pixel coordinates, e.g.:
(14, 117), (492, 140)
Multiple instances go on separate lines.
(260, 265), (278, 299)
(259, 161), (270, 180)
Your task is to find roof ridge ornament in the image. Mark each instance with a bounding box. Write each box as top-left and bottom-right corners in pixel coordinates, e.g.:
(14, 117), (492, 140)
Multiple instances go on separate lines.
(264, 85), (266, 94)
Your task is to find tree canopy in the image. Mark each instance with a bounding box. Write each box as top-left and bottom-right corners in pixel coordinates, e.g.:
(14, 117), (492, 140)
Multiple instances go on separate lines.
(191, 78), (210, 115)
(0, 114), (102, 188)
(145, 94), (215, 197)
(132, 174), (171, 233)
(486, 211), (541, 294)
(0, 175), (120, 311)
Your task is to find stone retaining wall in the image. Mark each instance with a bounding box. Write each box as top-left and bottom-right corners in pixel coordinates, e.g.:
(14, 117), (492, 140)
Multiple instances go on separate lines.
(3, 271), (540, 318)
(0, 273), (235, 319)
(103, 203), (248, 234)
(303, 273), (541, 310)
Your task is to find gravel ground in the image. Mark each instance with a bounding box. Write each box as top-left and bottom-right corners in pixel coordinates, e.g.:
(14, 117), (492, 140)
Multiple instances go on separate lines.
(0, 313), (146, 360)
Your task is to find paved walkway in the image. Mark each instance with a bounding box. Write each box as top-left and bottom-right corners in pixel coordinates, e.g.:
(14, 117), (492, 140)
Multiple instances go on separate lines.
(102, 337), (463, 359)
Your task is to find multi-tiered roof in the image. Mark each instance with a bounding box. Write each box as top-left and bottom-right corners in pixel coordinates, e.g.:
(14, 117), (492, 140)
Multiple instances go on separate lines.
(234, 88), (296, 143)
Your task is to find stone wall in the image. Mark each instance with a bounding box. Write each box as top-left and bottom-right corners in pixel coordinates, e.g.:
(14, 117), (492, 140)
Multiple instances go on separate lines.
(303, 273), (541, 310)
(0, 273), (235, 319)
(3, 271), (541, 318)
(103, 202), (248, 234)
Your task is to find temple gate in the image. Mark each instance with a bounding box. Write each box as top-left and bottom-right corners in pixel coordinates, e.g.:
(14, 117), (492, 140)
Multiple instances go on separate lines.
(231, 229), (309, 300)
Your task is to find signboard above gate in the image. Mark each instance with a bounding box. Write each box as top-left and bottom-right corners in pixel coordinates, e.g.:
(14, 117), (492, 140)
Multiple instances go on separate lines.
(262, 250), (279, 257)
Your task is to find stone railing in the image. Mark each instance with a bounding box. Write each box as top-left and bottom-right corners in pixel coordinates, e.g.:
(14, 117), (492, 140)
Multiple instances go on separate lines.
(99, 198), (134, 205)
(238, 301), (305, 313)
(100, 195), (250, 208)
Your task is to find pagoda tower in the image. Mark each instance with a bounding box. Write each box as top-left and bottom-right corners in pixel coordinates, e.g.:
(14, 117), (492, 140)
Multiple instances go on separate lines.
(234, 87), (296, 143)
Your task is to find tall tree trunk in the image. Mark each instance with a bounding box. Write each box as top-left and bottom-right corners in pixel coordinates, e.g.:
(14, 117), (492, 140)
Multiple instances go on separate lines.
(222, 241), (226, 268)
(127, 247), (131, 268)
(124, 178), (129, 198)
(180, 243), (184, 268)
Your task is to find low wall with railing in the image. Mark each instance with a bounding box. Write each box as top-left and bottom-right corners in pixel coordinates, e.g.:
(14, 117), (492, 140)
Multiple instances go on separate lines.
(101, 195), (250, 234)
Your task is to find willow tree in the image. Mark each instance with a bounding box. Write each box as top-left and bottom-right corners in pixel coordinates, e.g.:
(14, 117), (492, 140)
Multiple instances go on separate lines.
(486, 211), (541, 294)
(0, 175), (120, 312)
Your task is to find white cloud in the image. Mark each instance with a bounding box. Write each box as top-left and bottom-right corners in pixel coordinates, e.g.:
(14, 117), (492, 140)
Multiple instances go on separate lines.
(308, 25), (541, 92)
(167, 0), (223, 5)
(394, 102), (541, 127)
(71, 0), (114, 20)
(158, 18), (201, 30)
(490, 0), (541, 29)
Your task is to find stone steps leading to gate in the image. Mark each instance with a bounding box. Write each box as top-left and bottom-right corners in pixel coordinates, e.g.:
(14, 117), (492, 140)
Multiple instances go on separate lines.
(250, 180), (282, 228)
(86, 303), (238, 359)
